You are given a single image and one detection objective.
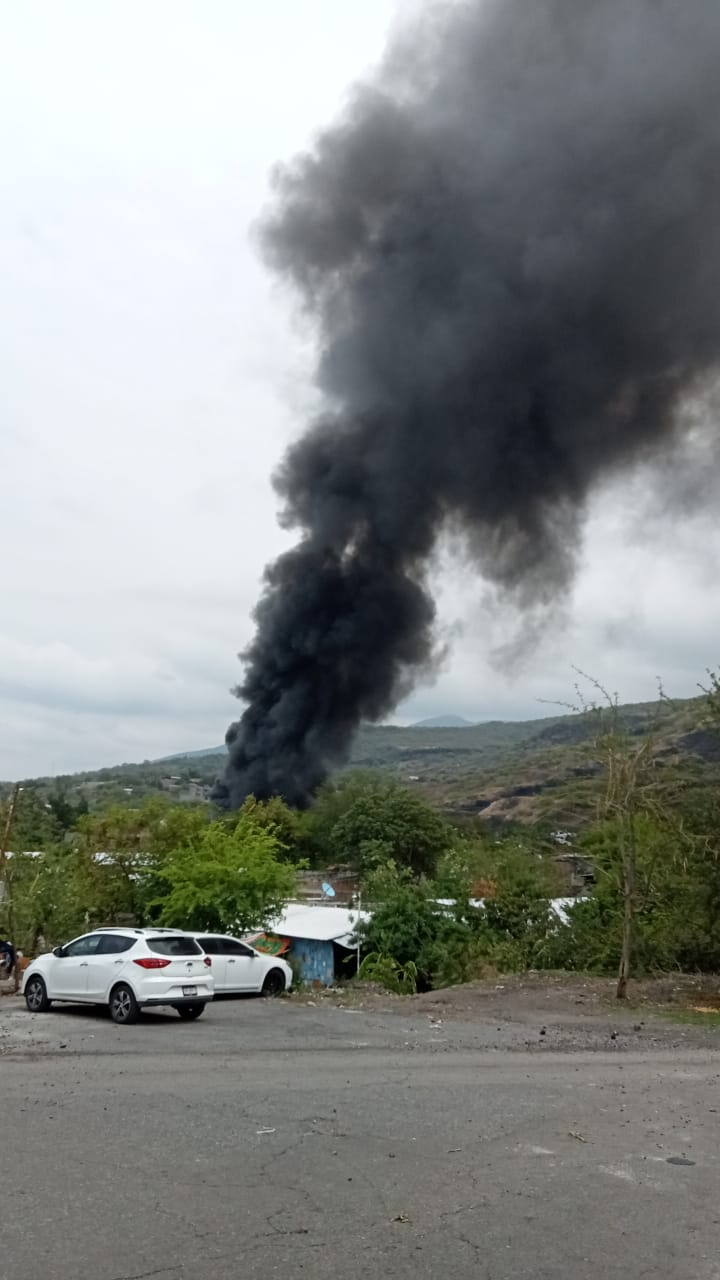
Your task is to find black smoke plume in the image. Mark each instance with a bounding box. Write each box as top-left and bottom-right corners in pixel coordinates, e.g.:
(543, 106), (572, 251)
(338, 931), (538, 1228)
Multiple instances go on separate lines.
(218, 0), (720, 808)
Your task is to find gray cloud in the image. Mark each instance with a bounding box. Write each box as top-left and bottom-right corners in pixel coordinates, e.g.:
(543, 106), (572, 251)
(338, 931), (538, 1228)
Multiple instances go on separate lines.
(1, 0), (719, 782)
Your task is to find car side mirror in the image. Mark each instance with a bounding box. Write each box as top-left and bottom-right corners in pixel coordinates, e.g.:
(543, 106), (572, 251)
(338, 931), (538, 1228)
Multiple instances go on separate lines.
(52, 946), (65, 958)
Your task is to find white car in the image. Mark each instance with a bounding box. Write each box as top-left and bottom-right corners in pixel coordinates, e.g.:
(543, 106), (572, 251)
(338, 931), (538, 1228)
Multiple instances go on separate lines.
(189, 932), (292, 996)
(22, 928), (214, 1024)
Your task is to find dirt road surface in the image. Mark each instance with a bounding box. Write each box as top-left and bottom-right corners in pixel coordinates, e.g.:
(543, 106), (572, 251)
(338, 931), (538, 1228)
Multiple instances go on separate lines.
(1, 986), (719, 1280)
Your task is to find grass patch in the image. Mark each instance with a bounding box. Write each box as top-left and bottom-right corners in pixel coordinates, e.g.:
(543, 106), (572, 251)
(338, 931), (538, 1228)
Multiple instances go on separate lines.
(655, 1007), (720, 1028)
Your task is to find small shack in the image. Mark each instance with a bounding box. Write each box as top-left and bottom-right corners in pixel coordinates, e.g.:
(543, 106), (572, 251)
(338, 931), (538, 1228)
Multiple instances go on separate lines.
(252, 903), (370, 987)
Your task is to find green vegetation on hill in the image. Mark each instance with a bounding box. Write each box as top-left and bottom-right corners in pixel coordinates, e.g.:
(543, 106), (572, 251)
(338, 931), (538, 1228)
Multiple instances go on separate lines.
(2, 676), (720, 998)
(3, 695), (712, 834)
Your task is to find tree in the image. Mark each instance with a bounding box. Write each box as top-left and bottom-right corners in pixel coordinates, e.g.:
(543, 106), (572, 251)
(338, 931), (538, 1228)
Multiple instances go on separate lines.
(231, 795), (303, 862)
(701, 667), (720, 725)
(152, 812), (296, 934)
(294, 770), (387, 865)
(596, 704), (666, 997)
(434, 829), (563, 903)
(1, 844), (140, 955)
(46, 788), (89, 833)
(546, 813), (690, 976)
(1, 787), (62, 852)
(72, 798), (211, 920)
(552, 673), (671, 997)
(330, 780), (451, 877)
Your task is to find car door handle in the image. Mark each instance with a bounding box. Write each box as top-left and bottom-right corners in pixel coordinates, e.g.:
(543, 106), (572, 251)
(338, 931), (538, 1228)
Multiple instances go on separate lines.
(228, 958), (236, 964)
(79, 961), (89, 967)
(114, 959), (123, 964)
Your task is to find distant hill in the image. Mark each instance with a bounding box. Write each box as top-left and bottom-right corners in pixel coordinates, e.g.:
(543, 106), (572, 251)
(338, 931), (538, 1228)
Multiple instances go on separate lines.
(411, 715), (474, 728)
(157, 745), (225, 762)
(4, 696), (716, 832)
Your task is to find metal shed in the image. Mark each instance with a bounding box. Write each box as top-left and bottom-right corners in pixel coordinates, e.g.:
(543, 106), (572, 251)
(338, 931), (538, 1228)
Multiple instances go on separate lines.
(259, 903), (370, 987)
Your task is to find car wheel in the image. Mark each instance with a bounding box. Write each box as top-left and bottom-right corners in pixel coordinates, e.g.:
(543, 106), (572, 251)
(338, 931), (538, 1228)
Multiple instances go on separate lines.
(109, 983), (139, 1025)
(25, 975), (52, 1013)
(262, 969), (286, 997)
(176, 1002), (205, 1020)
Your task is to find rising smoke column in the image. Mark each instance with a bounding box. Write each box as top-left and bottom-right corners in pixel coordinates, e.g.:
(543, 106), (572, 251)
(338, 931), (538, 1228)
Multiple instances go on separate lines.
(218, 0), (720, 808)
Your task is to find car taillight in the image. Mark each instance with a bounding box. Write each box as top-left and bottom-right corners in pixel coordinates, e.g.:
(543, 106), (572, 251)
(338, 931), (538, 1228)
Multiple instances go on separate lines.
(203, 955), (212, 967)
(133, 957), (171, 969)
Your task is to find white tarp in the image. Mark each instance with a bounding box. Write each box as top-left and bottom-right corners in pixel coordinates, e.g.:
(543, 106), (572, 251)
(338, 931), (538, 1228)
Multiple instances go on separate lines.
(434, 896), (581, 923)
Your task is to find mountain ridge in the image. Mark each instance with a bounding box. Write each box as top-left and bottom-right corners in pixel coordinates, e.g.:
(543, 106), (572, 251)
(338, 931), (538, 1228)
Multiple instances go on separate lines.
(4, 695), (715, 833)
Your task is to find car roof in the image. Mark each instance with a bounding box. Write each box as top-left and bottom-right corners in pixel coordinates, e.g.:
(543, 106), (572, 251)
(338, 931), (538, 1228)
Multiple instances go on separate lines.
(184, 936), (252, 947)
(91, 927), (186, 936)
(187, 930), (248, 942)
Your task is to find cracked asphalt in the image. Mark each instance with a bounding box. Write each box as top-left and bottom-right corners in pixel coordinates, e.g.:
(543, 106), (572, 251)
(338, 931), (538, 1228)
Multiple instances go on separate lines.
(1, 994), (719, 1279)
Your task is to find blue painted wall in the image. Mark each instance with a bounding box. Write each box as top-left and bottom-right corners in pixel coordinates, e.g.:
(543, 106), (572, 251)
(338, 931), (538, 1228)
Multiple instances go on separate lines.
(290, 937), (335, 986)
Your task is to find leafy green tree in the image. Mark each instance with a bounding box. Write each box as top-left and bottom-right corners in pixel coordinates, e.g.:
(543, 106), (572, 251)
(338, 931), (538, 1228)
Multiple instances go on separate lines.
(1, 845), (138, 955)
(0, 852), (47, 958)
(330, 780), (451, 877)
(434, 830), (562, 904)
(75, 797), (208, 861)
(361, 859), (414, 903)
(544, 813), (685, 975)
(592, 699), (672, 996)
(2, 787), (62, 851)
(152, 813), (296, 934)
(231, 795), (303, 861)
(46, 788), (89, 833)
(294, 771), (386, 865)
(646, 783), (720, 973)
(72, 798), (211, 920)
(547, 673), (674, 996)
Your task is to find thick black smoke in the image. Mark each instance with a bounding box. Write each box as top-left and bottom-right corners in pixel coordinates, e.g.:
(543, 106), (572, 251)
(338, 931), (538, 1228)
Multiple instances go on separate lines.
(218, 0), (720, 808)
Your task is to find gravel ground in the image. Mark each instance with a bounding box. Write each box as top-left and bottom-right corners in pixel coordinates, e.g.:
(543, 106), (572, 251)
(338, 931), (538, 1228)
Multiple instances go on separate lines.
(1, 986), (719, 1280)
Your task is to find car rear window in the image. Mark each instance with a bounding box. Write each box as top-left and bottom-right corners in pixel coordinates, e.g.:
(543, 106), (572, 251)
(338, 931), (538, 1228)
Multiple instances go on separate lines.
(147, 936), (202, 956)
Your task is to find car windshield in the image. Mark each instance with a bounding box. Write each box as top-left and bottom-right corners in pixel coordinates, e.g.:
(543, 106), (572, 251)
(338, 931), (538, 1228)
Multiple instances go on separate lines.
(147, 936), (202, 956)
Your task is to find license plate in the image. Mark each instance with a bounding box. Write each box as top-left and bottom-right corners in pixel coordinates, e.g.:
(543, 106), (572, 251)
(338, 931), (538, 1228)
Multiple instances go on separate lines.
(182, 986), (196, 996)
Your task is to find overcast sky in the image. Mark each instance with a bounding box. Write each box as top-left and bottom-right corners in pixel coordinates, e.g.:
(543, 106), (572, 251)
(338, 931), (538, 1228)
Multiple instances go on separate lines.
(1, 0), (719, 781)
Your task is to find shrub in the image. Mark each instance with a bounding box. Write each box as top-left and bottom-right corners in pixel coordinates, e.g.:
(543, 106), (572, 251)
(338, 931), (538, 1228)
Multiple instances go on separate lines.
(357, 953), (418, 995)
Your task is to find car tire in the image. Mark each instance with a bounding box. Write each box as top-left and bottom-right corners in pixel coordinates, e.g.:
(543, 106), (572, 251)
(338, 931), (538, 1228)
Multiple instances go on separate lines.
(25, 975), (52, 1013)
(261, 969), (286, 997)
(176, 1002), (205, 1020)
(109, 983), (139, 1025)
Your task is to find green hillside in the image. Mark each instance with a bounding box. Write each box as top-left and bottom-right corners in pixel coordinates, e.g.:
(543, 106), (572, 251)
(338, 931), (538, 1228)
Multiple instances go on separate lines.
(4, 695), (716, 831)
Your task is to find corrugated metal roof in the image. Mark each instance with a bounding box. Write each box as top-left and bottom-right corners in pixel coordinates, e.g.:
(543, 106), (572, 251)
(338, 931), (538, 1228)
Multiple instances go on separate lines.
(266, 903), (370, 947)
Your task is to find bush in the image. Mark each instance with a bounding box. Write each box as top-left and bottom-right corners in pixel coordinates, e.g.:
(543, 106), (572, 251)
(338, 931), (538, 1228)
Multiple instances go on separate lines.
(359, 885), (443, 989)
(358, 953), (418, 994)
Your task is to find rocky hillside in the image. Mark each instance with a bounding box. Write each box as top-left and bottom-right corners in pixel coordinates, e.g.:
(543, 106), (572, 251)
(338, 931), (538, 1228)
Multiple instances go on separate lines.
(4, 695), (716, 832)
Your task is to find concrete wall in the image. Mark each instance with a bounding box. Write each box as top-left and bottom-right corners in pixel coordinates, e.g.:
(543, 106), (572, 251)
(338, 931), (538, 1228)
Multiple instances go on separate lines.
(295, 868), (361, 905)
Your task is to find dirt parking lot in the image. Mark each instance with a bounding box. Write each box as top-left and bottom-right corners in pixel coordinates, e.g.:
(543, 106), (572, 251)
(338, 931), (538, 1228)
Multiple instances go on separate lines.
(1, 980), (719, 1280)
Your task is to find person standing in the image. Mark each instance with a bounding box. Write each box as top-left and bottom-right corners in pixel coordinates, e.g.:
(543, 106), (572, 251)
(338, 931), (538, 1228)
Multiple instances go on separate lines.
(0, 937), (16, 979)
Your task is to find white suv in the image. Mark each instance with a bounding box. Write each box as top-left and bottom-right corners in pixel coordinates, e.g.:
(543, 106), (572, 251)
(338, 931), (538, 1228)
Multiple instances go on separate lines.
(22, 928), (214, 1024)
